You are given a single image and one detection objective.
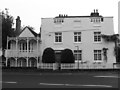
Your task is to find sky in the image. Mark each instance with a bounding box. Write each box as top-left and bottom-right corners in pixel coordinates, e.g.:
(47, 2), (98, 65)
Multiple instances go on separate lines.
(0, 0), (119, 34)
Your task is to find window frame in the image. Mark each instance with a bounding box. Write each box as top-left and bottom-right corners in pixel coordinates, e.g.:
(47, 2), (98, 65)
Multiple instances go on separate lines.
(94, 32), (101, 42)
(74, 50), (82, 62)
(74, 32), (81, 43)
(94, 50), (102, 62)
(54, 32), (62, 43)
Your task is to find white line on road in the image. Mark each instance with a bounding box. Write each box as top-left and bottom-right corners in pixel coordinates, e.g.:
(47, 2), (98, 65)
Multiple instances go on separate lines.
(39, 83), (112, 88)
(3, 81), (17, 84)
(94, 76), (120, 78)
(40, 83), (64, 86)
(65, 84), (112, 88)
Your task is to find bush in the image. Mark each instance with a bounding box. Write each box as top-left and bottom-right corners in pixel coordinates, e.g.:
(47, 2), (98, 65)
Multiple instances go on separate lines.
(42, 48), (55, 63)
(61, 49), (75, 63)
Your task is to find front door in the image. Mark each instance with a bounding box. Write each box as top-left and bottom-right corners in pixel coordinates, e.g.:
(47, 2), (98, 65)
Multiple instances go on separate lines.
(55, 50), (62, 70)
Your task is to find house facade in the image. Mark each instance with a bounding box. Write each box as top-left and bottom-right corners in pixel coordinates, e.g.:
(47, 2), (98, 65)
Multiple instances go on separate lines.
(5, 10), (117, 69)
(41, 10), (116, 68)
(5, 26), (41, 67)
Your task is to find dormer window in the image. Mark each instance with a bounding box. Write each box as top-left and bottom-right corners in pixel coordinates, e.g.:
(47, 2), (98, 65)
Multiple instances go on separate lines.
(91, 18), (103, 23)
(90, 9), (104, 23)
(54, 18), (64, 24)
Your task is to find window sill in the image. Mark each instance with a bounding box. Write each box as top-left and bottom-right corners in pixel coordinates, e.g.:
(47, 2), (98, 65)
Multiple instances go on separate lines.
(93, 61), (103, 64)
(93, 42), (102, 44)
(54, 42), (63, 45)
(74, 42), (82, 44)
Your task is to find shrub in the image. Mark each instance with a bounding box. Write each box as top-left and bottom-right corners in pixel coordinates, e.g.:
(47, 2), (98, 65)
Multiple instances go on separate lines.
(61, 49), (75, 63)
(42, 48), (55, 63)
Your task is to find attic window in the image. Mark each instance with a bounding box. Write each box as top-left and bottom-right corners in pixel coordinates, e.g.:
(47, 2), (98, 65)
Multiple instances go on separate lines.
(91, 17), (103, 23)
(54, 18), (64, 24)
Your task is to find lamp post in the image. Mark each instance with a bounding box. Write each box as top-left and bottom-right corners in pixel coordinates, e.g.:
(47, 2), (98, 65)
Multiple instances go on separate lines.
(75, 46), (79, 70)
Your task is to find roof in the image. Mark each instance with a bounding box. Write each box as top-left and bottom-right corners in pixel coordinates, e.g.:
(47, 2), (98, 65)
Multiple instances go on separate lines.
(55, 15), (103, 18)
(55, 12), (103, 18)
(18, 26), (40, 37)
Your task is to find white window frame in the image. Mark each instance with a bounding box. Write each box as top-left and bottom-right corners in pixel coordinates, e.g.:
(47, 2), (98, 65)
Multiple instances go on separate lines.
(55, 32), (62, 43)
(74, 32), (81, 43)
(74, 50), (82, 62)
(94, 50), (102, 62)
(94, 32), (101, 42)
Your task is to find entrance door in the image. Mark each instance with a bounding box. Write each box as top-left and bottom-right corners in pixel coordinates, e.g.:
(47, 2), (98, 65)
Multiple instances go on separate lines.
(55, 50), (62, 70)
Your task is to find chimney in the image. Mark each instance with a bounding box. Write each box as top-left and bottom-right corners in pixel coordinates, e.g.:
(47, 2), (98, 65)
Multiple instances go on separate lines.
(16, 16), (21, 35)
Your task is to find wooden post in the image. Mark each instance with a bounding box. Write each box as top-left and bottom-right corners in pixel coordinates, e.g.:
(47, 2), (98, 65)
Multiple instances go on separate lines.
(27, 37), (29, 67)
(37, 37), (39, 68)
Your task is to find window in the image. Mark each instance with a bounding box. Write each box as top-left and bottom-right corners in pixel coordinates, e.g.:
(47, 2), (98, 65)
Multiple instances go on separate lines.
(74, 50), (82, 61)
(91, 18), (103, 23)
(54, 18), (64, 24)
(55, 32), (62, 42)
(94, 32), (101, 42)
(74, 32), (81, 42)
(94, 50), (102, 61)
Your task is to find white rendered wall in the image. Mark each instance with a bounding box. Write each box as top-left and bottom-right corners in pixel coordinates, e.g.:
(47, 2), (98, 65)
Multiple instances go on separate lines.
(41, 17), (115, 65)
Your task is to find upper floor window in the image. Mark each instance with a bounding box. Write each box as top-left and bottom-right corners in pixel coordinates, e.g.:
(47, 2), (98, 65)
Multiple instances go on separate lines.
(55, 32), (62, 43)
(74, 50), (82, 61)
(91, 18), (103, 23)
(94, 32), (101, 42)
(94, 50), (102, 61)
(74, 32), (81, 42)
(54, 18), (64, 24)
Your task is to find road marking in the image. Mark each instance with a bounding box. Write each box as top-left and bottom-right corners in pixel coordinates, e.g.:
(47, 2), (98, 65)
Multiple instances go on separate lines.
(65, 84), (112, 87)
(3, 81), (17, 84)
(94, 76), (120, 78)
(40, 83), (64, 86)
(39, 83), (112, 87)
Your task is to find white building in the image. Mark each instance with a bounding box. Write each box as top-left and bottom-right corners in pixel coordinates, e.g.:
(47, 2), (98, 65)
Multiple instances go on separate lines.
(41, 10), (116, 69)
(5, 10), (117, 69)
(5, 16), (41, 67)
(5, 26), (41, 67)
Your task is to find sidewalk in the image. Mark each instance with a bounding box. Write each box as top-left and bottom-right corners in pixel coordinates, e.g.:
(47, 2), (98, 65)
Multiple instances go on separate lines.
(1, 67), (119, 74)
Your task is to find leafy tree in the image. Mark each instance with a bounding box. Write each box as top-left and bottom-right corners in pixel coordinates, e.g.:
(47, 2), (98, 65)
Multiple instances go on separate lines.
(61, 49), (75, 63)
(114, 46), (120, 63)
(42, 48), (55, 63)
(102, 34), (119, 63)
(2, 9), (14, 50)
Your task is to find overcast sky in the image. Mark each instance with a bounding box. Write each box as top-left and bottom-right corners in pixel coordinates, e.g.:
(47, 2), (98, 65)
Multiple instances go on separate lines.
(0, 0), (119, 33)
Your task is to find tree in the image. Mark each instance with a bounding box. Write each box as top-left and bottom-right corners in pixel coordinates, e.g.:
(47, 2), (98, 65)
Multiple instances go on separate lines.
(61, 49), (75, 63)
(42, 48), (55, 63)
(2, 9), (14, 50)
(102, 34), (119, 63)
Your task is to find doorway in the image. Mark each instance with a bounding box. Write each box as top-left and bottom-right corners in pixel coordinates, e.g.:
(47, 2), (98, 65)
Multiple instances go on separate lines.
(55, 50), (62, 70)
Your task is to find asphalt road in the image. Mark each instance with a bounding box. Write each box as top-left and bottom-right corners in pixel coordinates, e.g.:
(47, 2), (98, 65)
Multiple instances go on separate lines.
(1, 71), (119, 88)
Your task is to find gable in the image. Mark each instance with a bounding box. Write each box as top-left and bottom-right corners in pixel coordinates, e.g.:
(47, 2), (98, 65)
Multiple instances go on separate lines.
(19, 27), (35, 37)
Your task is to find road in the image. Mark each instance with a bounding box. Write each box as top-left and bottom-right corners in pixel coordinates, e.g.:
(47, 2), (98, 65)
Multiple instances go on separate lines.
(1, 71), (119, 88)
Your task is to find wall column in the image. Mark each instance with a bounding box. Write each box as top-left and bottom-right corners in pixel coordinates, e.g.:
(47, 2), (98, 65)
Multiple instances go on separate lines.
(37, 37), (39, 68)
(6, 57), (8, 67)
(27, 57), (28, 67)
(27, 37), (29, 67)
(15, 57), (17, 67)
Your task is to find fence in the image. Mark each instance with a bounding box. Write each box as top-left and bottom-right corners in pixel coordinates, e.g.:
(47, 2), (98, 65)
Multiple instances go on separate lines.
(39, 63), (56, 69)
(38, 63), (116, 70)
(61, 63), (77, 69)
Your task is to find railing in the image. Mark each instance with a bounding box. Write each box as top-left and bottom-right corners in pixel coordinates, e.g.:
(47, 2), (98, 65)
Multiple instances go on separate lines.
(38, 63), (115, 70)
(39, 63), (56, 69)
(61, 63), (77, 69)
(5, 50), (40, 57)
